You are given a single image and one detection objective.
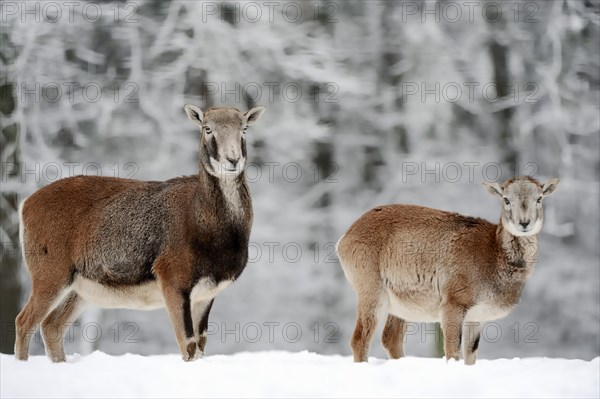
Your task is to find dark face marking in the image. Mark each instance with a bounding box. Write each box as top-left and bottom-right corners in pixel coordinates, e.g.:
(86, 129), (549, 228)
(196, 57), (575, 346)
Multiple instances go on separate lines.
(207, 134), (219, 159)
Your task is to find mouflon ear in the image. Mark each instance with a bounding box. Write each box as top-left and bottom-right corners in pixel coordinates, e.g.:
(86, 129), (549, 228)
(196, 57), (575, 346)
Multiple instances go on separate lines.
(184, 104), (204, 127)
(542, 178), (560, 196)
(483, 181), (503, 198)
(244, 106), (266, 126)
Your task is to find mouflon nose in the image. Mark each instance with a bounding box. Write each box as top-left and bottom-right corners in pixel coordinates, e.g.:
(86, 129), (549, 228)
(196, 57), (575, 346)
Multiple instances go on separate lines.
(226, 157), (240, 168)
(520, 220), (530, 229)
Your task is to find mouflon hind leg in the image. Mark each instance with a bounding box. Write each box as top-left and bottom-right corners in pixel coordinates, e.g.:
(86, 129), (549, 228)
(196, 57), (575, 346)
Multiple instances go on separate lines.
(382, 314), (407, 359)
(351, 289), (385, 362)
(41, 291), (85, 362)
(15, 278), (71, 361)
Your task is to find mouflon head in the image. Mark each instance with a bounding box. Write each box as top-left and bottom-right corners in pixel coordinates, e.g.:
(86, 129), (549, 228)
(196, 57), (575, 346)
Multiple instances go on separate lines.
(484, 176), (559, 237)
(184, 105), (266, 178)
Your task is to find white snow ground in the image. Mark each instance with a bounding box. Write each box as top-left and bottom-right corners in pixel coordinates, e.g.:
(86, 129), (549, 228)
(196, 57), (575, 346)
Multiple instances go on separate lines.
(1, 351), (598, 398)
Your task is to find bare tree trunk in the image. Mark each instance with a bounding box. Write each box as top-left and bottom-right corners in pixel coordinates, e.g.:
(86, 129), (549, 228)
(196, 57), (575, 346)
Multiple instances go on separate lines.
(489, 38), (517, 171)
(0, 80), (22, 354)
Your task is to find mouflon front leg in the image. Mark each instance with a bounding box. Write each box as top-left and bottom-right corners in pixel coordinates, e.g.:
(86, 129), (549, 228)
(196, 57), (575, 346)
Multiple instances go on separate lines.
(155, 257), (197, 361)
(462, 321), (482, 365)
(192, 298), (214, 358)
(441, 302), (466, 361)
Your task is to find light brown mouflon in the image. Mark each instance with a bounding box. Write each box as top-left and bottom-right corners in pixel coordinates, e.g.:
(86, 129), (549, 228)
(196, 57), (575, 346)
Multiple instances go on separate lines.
(336, 176), (559, 364)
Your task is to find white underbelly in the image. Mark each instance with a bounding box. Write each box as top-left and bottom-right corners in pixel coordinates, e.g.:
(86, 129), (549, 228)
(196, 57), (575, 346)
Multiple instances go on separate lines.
(190, 278), (232, 302)
(72, 276), (235, 311)
(72, 276), (165, 310)
(464, 302), (513, 322)
(386, 290), (441, 322)
(385, 287), (514, 323)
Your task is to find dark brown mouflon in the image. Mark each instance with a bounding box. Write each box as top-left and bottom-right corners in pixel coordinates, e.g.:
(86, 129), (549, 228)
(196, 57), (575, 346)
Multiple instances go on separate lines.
(15, 104), (266, 362)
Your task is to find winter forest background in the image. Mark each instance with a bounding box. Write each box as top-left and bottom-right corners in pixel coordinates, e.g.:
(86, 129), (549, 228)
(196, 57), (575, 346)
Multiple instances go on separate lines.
(0, 0), (598, 361)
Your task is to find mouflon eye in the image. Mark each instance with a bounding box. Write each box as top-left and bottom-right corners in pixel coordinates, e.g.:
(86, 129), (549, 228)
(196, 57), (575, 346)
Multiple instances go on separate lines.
(503, 198), (510, 205)
(243, 126), (248, 133)
(204, 126), (212, 134)
(537, 196), (543, 204)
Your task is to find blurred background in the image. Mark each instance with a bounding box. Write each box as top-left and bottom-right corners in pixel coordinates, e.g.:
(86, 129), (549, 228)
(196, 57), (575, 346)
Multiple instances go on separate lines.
(1, 0), (598, 360)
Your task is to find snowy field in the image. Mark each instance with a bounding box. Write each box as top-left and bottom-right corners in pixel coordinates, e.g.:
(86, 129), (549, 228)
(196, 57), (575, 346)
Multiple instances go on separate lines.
(1, 351), (598, 398)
